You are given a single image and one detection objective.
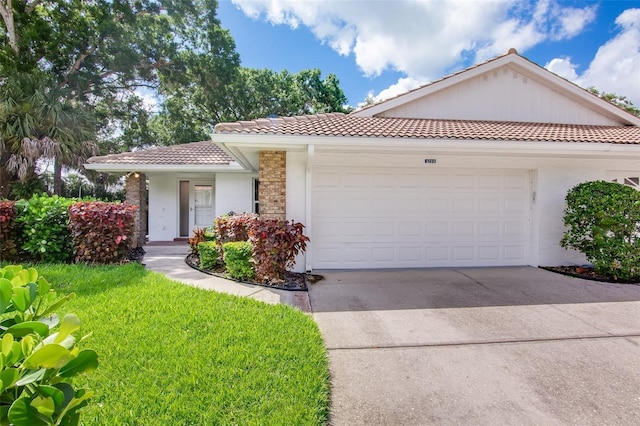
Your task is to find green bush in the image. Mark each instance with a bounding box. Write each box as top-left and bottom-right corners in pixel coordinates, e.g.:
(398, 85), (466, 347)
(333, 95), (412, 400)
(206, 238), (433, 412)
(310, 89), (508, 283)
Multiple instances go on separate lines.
(204, 227), (217, 241)
(15, 194), (74, 263)
(0, 265), (98, 425)
(222, 241), (255, 280)
(561, 180), (640, 279)
(198, 241), (221, 270)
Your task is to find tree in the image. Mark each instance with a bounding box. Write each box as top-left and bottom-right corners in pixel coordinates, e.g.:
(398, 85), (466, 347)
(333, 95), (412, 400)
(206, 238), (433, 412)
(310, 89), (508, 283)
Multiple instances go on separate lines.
(154, 67), (351, 145)
(1, 0), (352, 189)
(587, 87), (640, 117)
(0, 0), (240, 193)
(0, 72), (97, 197)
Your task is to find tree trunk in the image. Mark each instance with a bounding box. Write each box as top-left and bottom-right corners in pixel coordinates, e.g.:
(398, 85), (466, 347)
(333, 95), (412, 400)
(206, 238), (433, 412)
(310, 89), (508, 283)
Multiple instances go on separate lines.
(0, 152), (14, 198)
(0, 0), (19, 54)
(53, 156), (63, 196)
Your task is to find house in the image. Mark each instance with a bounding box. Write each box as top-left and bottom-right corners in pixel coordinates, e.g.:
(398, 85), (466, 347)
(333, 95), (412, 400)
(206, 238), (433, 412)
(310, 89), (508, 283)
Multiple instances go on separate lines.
(86, 49), (640, 271)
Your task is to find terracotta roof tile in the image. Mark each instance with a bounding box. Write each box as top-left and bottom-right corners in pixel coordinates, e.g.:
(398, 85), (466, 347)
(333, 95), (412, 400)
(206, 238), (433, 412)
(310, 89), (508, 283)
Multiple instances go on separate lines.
(87, 141), (233, 165)
(214, 114), (640, 144)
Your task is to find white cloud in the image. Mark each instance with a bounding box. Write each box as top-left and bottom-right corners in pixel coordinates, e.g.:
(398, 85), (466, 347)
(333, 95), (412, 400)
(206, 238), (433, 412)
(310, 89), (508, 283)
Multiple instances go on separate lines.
(232, 0), (598, 101)
(545, 8), (640, 106)
(545, 57), (579, 81)
(374, 77), (426, 102)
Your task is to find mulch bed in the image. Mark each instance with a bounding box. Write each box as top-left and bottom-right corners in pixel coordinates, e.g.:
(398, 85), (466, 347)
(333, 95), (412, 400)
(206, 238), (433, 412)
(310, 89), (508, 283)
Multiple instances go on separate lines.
(128, 247), (146, 263)
(185, 253), (322, 291)
(541, 265), (640, 284)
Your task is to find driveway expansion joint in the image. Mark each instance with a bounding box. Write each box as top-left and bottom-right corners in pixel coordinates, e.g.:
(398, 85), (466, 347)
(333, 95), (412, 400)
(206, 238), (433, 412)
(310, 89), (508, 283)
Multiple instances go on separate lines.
(452, 269), (491, 290)
(325, 333), (640, 351)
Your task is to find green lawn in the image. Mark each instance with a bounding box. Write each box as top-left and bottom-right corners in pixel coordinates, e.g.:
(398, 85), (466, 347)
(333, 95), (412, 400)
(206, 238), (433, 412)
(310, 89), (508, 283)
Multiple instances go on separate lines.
(31, 263), (330, 425)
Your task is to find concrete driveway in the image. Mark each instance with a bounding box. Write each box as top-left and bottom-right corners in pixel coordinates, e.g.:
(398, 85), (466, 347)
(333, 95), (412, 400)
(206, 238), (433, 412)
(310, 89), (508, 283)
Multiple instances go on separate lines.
(308, 267), (640, 425)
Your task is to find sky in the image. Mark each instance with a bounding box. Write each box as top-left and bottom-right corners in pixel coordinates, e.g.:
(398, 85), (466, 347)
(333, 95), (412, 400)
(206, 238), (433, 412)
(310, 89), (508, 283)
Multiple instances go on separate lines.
(216, 0), (640, 108)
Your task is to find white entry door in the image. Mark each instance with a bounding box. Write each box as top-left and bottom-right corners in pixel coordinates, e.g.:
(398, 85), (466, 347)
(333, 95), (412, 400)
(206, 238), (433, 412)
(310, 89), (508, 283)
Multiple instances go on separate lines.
(189, 180), (215, 235)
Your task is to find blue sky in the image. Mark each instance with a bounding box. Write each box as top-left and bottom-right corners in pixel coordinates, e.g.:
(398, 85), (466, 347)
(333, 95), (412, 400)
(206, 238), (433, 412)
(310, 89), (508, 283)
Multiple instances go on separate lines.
(216, 0), (640, 107)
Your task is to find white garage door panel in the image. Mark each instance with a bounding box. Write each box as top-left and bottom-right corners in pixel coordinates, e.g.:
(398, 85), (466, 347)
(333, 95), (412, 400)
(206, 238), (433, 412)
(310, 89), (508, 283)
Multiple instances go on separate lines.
(312, 168), (530, 268)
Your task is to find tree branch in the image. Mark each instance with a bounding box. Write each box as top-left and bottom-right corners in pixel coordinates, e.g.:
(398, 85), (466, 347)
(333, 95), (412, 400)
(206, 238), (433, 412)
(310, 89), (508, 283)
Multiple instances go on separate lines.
(63, 45), (99, 84)
(26, 0), (43, 14)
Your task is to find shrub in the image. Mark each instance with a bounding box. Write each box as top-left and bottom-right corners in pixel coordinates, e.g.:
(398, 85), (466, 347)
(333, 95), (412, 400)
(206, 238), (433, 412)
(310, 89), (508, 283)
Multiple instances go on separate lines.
(249, 220), (309, 283)
(189, 228), (207, 254)
(222, 241), (255, 280)
(204, 227), (217, 241)
(198, 241), (221, 270)
(215, 213), (259, 244)
(0, 201), (18, 261)
(0, 265), (98, 425)
(15, 194), (74, 263)
(561, 180), (640, 279)
(68, 201), (137, 264)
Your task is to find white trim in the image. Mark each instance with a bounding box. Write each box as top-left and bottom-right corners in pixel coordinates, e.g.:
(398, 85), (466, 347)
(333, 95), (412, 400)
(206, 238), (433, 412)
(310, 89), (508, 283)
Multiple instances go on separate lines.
(305, 144), (315, 271)
(85, 163), (246, 173)
(216, 142), (258, 172)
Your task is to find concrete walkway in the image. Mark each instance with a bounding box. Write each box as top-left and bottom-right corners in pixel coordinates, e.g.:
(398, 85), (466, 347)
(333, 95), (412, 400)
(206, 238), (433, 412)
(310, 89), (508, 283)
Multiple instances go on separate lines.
(142, 244), (311, 311)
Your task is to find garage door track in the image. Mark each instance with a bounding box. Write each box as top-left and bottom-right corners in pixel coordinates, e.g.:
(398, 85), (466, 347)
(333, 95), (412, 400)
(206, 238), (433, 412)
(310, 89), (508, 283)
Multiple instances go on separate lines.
(308, 266), (640, 425)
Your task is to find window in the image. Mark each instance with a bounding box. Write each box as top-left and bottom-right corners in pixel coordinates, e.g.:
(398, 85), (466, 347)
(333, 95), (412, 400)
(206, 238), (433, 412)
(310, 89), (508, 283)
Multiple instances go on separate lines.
(253, 178), (260, 214)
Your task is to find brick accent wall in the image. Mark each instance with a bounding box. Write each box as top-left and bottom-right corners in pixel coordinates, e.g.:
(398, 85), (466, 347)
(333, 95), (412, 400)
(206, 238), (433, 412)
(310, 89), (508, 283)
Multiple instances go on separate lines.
(125, 173), (148, 247)
(258, 151), (286, 220)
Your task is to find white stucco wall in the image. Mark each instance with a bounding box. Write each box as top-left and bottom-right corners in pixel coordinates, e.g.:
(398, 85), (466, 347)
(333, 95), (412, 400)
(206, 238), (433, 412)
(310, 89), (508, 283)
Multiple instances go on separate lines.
(215, 173), (255, 216)
(286, 151), (308, 272)
(147, 174), (179, 242)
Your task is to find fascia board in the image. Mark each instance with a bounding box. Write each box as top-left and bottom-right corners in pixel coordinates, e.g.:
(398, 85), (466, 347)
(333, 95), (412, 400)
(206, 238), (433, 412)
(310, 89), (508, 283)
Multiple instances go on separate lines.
(84, 163), (247, 173)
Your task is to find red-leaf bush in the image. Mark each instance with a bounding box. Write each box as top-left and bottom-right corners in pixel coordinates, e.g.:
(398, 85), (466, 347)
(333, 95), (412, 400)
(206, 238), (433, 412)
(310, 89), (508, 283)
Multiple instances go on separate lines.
(249, 219), (309, 283)
(68, 201), (137, 264)
(215, 213), (259, 244)
(0, 201), (18, 261)
(189, 228), (207, 254)
(207, 213), (310, 283)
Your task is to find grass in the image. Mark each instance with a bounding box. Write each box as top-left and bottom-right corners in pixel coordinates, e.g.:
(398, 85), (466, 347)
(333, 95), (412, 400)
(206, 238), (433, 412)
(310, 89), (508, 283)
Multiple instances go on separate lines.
(28, 263), (330, 425)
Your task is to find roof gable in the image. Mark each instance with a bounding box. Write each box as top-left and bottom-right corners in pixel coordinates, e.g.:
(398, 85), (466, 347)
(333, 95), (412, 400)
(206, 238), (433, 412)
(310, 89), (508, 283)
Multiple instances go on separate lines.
(353, 50), (640, 127)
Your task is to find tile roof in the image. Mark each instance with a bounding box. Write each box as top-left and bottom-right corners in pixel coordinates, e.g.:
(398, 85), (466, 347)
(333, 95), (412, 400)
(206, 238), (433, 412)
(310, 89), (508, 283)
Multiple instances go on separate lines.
(214, 114), (640, 144)
(87, 141), (233, 165)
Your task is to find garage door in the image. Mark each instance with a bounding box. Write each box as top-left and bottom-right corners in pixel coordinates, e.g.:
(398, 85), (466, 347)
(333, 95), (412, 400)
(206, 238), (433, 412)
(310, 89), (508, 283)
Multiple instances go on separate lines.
(311, 167), (531, 269)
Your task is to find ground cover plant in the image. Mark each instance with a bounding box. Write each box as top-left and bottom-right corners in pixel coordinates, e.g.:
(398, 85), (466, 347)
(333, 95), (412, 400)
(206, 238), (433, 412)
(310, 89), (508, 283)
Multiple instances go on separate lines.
(32, 263), (330, 425)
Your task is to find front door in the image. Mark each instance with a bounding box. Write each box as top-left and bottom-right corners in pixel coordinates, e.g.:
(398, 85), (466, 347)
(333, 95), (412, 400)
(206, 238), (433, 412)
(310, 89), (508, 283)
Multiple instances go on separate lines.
(191, 182), (215, 234)
(179, 180), (215, 237)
